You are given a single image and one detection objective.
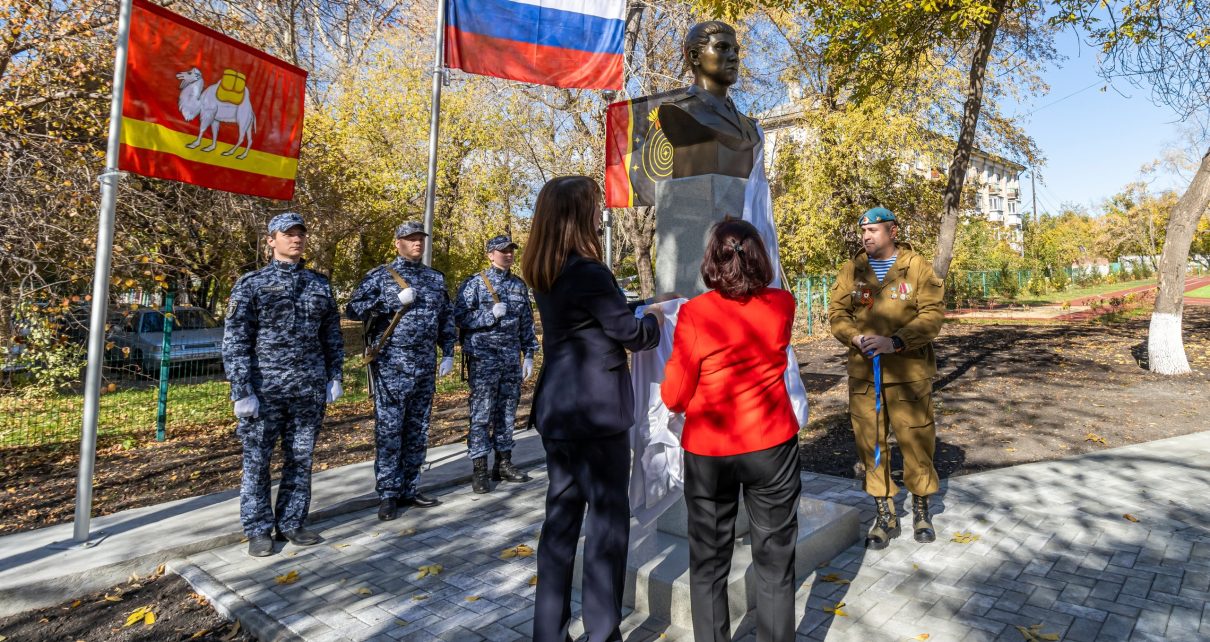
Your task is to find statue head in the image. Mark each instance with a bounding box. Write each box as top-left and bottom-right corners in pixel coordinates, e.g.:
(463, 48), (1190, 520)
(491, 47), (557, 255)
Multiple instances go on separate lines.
(683, 21), (740, 95)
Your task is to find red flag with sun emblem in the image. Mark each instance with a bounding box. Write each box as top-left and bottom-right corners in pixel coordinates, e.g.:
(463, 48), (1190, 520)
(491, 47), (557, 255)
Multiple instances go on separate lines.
(603, 89), (687, 208)
(119, 0), (306, 200)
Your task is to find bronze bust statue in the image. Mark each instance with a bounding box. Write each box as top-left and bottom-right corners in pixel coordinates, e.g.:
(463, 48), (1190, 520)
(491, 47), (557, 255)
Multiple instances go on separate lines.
(658, 21), (760, 179)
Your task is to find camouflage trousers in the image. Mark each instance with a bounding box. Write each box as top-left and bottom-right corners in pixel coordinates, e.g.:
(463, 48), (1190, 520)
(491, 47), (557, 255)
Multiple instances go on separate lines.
(237, 390), (326, 537)
(466, 353), (522, 460)
(372, 366), (436, 500)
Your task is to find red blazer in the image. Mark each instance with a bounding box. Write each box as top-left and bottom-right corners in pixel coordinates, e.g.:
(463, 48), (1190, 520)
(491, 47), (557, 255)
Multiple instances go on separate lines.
(661, 287), (798, 457)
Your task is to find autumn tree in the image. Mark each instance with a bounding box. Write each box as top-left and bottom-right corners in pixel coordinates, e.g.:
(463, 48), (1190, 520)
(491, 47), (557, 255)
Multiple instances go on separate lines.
(1054, 0), (1210, 374)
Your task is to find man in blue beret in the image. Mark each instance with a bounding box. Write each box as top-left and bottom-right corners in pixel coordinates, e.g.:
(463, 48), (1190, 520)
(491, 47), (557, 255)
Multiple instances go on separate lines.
(346, 221), (458, 520)
(454, 234), (540, 494)
(829, 206), (946, 550)
(222, 212), (345, 556)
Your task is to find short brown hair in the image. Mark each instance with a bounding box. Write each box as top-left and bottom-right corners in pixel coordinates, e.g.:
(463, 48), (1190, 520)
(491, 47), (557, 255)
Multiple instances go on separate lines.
(521, 176), (603, 293)
(701, 219), (773, 299)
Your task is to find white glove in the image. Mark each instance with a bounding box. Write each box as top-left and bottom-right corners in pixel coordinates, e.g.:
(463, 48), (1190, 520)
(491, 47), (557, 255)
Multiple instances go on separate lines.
(491, 302), (507, 318)
(233, 395), (259, 419)
(397, 287), (416, 305)
(326, 379), (343, 403)
(522, 357), (534, 381)
(438, 356), (455, 377)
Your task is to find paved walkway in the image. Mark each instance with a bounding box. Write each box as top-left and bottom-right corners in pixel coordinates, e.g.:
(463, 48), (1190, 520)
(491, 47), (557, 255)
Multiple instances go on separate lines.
(168, 431), (1210, 642)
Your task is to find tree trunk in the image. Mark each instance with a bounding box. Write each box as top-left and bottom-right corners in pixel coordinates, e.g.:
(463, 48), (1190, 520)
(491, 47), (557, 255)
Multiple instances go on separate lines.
(932, 0), (1007, 279)
(617, 206), (656, 298)
(1147, 146), (1210, 375)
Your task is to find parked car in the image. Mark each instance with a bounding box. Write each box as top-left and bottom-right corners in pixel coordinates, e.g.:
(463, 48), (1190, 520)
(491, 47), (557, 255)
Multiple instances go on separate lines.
(617, 275), (642, 304)
(107, 306), (224, 376)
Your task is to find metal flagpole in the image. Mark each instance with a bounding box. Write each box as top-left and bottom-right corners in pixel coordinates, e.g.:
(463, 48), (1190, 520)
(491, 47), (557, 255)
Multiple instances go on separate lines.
(421, 0), (448, 266)
(604, 209), (613, 268)
(72, 0), (135, 545)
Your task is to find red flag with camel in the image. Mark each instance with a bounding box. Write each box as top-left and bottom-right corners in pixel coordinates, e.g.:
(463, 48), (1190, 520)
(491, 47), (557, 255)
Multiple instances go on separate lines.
(119, 0), (307, 200)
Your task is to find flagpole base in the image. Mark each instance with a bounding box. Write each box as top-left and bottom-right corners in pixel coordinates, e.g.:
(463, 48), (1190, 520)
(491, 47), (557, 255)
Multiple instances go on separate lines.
(49, 530), (110, 550)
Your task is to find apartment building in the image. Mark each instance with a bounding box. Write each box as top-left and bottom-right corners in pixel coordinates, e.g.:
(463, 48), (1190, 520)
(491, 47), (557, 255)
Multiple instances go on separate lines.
(759, 97), (1026, 241)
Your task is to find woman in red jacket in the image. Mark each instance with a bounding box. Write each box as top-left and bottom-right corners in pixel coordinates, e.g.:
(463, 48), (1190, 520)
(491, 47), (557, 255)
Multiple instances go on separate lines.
(661, 219), (800, 642)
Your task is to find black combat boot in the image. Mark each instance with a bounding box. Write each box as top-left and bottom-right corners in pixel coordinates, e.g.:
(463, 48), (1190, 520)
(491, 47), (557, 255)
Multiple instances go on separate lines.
(472, 457), (490, 494)
(865, 496), (901, 550)
(912, 494), (936, 543)
(491, 450), (531, 483)
(377, 497), (398, 521)
(247, 533), (274, 557)
(277, 526), (321, 546)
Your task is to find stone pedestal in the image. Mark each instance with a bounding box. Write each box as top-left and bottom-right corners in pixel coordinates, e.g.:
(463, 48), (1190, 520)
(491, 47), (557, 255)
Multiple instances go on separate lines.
(654, 174), (748, 296)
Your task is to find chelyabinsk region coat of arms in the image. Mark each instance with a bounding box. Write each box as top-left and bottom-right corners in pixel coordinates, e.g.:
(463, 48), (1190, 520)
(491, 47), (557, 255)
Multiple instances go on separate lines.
(175, 67), (257, 159)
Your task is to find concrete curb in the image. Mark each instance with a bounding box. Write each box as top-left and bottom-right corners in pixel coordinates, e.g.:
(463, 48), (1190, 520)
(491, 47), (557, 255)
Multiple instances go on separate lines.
(171, 560), (302, 642)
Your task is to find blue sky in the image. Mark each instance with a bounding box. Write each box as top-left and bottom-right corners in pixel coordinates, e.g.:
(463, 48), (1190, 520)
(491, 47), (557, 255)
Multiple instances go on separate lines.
(1017, 32), (1194, 216)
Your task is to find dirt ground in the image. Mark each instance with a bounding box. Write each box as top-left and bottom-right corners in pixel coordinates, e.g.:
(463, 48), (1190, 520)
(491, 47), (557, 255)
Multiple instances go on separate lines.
(795, 306), (1210, 481)
(2, 309), (1208, 537)
(0, 568), (255, 642)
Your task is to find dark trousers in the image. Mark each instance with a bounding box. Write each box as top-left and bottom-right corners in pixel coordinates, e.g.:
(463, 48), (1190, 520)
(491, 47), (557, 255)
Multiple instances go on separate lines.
(534, 432), (630, 642)
(684, 438), (801, 642)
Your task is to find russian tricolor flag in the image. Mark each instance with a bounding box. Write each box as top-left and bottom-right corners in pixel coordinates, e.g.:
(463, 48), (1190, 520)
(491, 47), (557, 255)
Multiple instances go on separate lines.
(444, 0), (625, 90)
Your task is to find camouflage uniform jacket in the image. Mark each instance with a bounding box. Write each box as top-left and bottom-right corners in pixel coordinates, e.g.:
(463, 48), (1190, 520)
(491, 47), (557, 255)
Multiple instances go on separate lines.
(454, 267), (540, 359)
(222, 259), (345, 401)
(345, 257), (457, 367)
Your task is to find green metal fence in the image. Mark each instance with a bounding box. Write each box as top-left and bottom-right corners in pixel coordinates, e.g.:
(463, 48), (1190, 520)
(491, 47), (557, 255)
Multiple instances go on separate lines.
(0, 300), (372, 448)
(792, 275), (835, 335)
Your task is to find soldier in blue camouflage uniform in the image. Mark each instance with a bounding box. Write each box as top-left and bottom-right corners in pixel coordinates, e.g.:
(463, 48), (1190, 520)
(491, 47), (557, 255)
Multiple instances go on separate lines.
(346, 221), (457, 521)
(454, 235), (540, 493)
(222, 212), (345, 557)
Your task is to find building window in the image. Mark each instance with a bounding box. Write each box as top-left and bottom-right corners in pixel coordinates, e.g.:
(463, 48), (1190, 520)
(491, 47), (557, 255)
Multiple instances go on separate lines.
(989, 195), (1004, 211)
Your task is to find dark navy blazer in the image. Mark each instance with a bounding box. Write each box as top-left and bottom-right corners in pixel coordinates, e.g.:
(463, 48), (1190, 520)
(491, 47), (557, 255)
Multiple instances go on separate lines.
(531, 254), (660, 440)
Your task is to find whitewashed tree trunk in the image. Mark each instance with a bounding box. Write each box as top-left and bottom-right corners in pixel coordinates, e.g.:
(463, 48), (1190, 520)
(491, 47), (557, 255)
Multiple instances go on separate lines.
(1148, 146), (1210, 375)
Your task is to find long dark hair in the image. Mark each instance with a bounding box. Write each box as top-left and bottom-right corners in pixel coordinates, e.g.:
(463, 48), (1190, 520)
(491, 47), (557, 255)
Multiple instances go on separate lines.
(521, 176), (603, 293)
(701, 219), (773, 299)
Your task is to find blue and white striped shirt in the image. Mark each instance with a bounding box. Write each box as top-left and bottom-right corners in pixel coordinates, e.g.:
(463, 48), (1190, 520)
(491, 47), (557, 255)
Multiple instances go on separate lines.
(869, 255), (897, 282)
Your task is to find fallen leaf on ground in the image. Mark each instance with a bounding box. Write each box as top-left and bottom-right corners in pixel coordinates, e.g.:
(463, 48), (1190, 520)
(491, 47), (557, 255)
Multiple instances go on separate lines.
(500, 544), (535, 559)
(221, 621), (241, 641)
(951, 532), (980, 544)
(1123, 513), (1140, 522)
(333, 543), (351, 550)
(103, 594), (123, 602)
(401, 527), (417, 536)
(70, 600), (81, 609)
(1085, 432), (1107, 445)
(820, 573), (851, 584)
(412, 594), (429, 601)
(154, 563), (165, 576)
(354, 587), (373, 596)
(394, 619), (408, 626)
(416, 564), (443, 579)
(1015, 623), (1060, 640)
(124, 606), (155, 627)
(275, 570), (300, 585)
(528, 575), (538, 586)
(823, 601), (848, 617)
(465, 595), (481, 602)
(190, 631), (208, 639)
(912, 635), (930, 641)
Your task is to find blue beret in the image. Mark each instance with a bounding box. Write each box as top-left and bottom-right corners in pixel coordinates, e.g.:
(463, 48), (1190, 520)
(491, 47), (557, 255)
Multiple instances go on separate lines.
(859, 207), (897, 226)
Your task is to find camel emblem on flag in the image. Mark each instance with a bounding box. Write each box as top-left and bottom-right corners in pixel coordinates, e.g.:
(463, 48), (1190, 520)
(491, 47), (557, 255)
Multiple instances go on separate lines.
(174, 67), (257, 159)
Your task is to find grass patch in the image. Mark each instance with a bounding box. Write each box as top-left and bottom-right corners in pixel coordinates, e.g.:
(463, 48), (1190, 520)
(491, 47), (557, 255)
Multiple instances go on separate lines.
(1187, 284), (1210, 299)
(0, 350), (480, 448)
(1016, 278), (1155, 305)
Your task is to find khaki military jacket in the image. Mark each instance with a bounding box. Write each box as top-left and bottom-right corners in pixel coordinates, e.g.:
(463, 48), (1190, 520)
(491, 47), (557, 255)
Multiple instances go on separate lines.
(828, 245), (945, 383)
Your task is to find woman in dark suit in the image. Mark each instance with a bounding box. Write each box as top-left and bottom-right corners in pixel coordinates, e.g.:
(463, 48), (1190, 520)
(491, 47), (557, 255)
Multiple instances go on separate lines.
(522, 176), (662, 642)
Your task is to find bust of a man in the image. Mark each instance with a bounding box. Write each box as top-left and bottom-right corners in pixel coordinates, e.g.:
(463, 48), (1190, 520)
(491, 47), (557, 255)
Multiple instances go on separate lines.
(658, 21), (760, 179)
